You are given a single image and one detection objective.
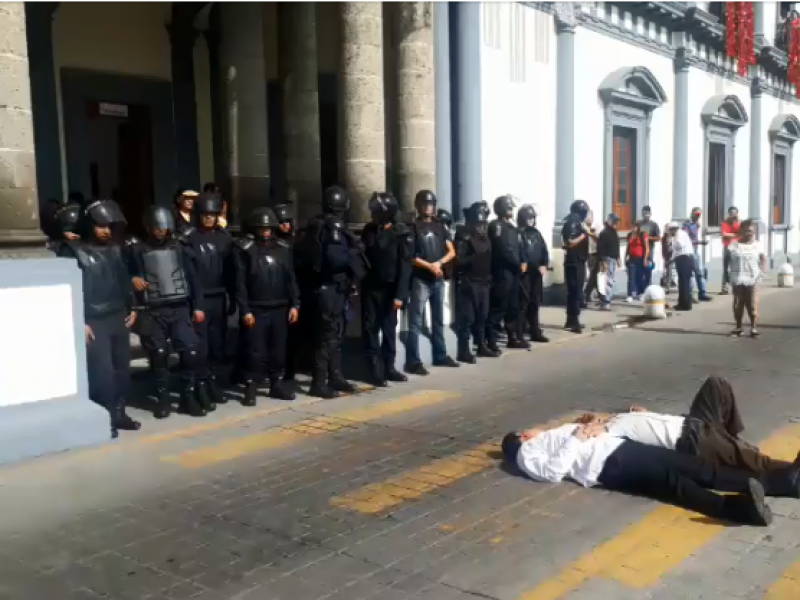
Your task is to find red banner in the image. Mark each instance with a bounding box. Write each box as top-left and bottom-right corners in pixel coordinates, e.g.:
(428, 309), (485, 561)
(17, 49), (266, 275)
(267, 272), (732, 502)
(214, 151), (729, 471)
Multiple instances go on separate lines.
(790, 19), (800, 97)
(726, 2), (740, 59)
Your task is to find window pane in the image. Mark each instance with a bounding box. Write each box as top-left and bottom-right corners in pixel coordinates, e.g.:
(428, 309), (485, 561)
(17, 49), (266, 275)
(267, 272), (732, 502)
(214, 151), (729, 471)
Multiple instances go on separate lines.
(774, 154), (786, 225)
(612, 126), (637, 230)
(706, 143), (726, 228)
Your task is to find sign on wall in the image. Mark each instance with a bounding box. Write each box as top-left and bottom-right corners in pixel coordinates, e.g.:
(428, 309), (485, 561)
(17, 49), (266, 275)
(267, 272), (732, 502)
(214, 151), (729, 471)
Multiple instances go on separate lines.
(98, 102), (129, 118)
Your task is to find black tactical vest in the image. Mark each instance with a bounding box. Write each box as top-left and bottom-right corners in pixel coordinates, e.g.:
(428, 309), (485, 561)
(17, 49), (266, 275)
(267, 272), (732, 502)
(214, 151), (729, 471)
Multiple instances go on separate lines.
(247, 245), (289, 305)
(194, 239), (225, 295)
(139, 242), (190, 306)
(364, 226), (400, 283)
(413, 221), (446, 263)
(71, 243), (128, 319)
(521, 229), (545, 267)
(464, 235), (492, 282)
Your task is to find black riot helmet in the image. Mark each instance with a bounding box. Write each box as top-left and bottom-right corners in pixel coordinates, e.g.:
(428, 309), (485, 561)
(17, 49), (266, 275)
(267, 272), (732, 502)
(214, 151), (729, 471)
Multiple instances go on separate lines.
(55, 203), (82, 234)
(436, 209), (453, 229)
(248, 207), (277, 243)
(414, 190), (437, 217)
(273, 204), (294, 224)
(368, 192), (398, 223)
(517, 204), (537, 229)
(570, 199), (590, 220)
(143, 205), (176, 232)
(493, 195), (516, 219)
(464, 204), (489, 236)
(86, 199), (126, 226)
(194, 192), (222, 215)
(322, 185), (350, 215)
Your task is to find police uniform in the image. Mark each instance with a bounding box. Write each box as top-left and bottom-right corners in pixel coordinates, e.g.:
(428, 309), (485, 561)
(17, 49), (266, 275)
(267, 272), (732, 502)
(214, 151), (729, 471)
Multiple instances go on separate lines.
(454, 204), (495, 364)
(487, 195), (528, 350)
(517, 204), (550, 344)
(234, 208), (299, 405)
(128, 206), (211, 418)
(562, 200), (590, 333)
(179, 192), (234, 404)
(58, 200), (140, 437)
(406, 190), (459, 375)
(294, 186), (367, 399)
(273, 204), (304, 382)
(361, 193), (412, 386)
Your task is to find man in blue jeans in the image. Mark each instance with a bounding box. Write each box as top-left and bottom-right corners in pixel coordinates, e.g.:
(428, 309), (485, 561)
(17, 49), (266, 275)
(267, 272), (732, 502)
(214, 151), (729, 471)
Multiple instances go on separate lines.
(683, 207), (712, 302)
(405, 190), (460, 376)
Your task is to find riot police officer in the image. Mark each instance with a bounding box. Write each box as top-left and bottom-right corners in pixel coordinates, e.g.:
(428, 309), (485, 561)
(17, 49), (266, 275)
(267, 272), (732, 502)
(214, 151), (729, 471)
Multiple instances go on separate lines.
(360, 192), (412, 386)
(405, 190), (459, 375)
(294, 186), (367, 398)
(437, 208), (454, 234)
(234, 208), (299, 405)
(128, 205), (211, 418)
(562, 199), (590, 333)
(273, 204), (295, 248)
(59, 200), (140, 437)
(517, 204), (550, 344)
(273, 203), (304, 382)
(178, 192), (233, 405)
(48, 203), (82, 254)
(487, 195), (528, 351)
(454, 203), (495, 364)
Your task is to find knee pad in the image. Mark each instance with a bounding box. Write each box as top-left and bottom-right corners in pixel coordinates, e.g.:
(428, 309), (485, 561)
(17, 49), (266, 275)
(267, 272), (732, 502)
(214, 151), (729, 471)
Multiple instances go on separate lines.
(152, 347), (170, 370)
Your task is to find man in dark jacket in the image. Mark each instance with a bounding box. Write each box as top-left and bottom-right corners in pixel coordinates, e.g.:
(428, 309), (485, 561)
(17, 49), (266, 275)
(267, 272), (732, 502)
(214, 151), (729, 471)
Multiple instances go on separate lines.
(561, 200), (590, 333)
(517, 204), (549, 344)
(596, 213), (622, 310)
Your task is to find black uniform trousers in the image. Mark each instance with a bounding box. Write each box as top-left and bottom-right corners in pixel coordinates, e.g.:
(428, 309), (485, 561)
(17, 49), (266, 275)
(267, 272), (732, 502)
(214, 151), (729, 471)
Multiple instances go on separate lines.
(361, 282), (399, 366)
(564, 261), (586, 318)
(194, 294), (227, 378)
(86, 311), (131, 418)
(313, 284), (349, 383)
(456, 280), (490, 346)
(285, 284), (313, 378)
(518, 271), (543, 338)
(675, 254), (694, 310)
(597, 439), (760, 522)
(138, 303), (203, 387)
(244, 306), (288, 382)
(487, 272), (520, 343)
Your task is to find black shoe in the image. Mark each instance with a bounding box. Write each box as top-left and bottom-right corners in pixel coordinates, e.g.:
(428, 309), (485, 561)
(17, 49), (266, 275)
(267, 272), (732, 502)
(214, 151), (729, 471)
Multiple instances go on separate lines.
(283, 369), (296, 382)
(309, 383), (339, 399)
(195, 381), (217, 412)
(762, 467), (800, 498)
(153, 388), (171, 419)
(433, 356), (460, 368)
(181, 385), (207, 417)
(207, 375), (226, 404)
(724, 479), (771, 526)
(486, 342), (503, 356)
(476, 344), (501, 358)
(699, 295), (713, 302)
(405, 362), (429, 376)
(507, 339), (531, 350)
(269, 380), (296, 401)
(113, 412), (141, 432)
(242, 381), (258, 406)
(457, 350), (476, 364)
(329, 378), (357, 393)
(366, 361), (388, 387)
(385, 365), (408, 382)
(531, 331), (550, 343)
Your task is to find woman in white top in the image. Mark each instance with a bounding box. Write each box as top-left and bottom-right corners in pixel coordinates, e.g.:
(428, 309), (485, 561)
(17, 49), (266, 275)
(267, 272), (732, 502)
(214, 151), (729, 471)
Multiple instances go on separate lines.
(728, 219), (766, 338)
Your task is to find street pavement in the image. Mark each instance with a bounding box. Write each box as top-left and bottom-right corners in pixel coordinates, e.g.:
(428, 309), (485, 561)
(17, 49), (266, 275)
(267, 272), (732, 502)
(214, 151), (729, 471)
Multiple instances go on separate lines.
(2, 285), (800, 599)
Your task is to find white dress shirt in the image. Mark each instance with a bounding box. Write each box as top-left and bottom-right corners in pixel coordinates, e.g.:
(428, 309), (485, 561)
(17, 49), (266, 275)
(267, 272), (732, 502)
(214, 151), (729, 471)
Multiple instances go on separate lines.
(605, 412), (685, 450)
(516, 423), (625, 488)
(672, 229), (694, 259)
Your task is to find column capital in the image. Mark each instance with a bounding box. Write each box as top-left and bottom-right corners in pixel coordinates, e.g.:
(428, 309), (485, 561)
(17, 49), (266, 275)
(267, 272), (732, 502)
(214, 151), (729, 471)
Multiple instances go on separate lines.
(674, 47), (695, 73)
(554, 2), (580, 33)
(751, 76), (766, 99)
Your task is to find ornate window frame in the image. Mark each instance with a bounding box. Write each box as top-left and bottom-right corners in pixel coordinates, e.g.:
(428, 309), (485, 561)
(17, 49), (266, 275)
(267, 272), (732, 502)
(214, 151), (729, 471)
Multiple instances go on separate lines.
(767, 113), (800, 231)
(598, 66), (667, 231)
(699, 94), (747, 230)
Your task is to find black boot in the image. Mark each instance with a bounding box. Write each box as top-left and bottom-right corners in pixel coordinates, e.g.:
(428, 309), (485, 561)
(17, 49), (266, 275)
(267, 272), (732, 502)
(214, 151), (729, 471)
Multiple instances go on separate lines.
(723, 479), (771, 526)
(180, 384), (207, 417)
(564, 318), (583, 334)
(478, 343), (501, 358)
(309, 359), (338, 398)
(208, 369), (227, 404)
(329, 350), (357, 393)
(242, 381), (258, 406)
(269, 378), (296, 401)
(114, 411), (141, 431)
(506, 335), (531, 350)
(195, 381), (217, 412)
(366, 359), (388, 387)
(384, 362), (408, 382)
(456, 339), (476, 364)
(531, 327), (550, 343)
(153, 387), (172, 419)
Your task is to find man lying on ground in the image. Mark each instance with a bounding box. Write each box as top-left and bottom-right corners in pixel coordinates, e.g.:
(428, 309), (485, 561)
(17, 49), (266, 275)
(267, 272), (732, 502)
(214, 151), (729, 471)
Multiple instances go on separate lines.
(575, 376), (800, 495)
(501, 422), (778, 527)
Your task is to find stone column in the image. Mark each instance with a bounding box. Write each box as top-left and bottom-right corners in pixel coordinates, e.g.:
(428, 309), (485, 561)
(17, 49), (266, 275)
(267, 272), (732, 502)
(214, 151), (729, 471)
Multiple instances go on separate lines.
(168, 20), (201, 188)
(749, 76), (764, 223)
(279, 2), (322, 227)
(392, 2), (435, 214)
(453, 2), (482, 218)
(554, 4), (576, 234)
(220, 2), (270, 226)
(672, 43), (691, 221)
(0, 3), (45, 254)
(24, 2), (62, 206)
(340, 2), (386, 225)
(433, 1), (452, 215)
(205, 4), (226, 187)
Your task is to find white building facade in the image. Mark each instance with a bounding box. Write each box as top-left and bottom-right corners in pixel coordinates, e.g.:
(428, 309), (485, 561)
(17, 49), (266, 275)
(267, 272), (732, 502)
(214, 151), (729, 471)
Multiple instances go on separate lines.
(464, 1), (800, 293)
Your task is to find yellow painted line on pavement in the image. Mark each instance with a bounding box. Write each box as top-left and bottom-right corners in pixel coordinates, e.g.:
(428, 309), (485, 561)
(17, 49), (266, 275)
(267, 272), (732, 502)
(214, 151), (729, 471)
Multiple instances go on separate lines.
(161, 390), (460, 469)
(330, 411), (586, 515)
(518, 424), (800, 600)
(764, 561), (800, 599)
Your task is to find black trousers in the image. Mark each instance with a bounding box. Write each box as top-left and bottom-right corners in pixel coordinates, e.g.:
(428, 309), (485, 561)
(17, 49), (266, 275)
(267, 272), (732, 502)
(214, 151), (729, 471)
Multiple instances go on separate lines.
(488, 272), (520, 343)
(86, 312), (131, 419)
(564, 261), (586, 319)
(244, 306), (288, 382)
(138, 304), (203, 387)
(313, 284), (348, 384)
(456, 280), (490, 346)
(360, 282), (399, 366)
(675, 255), (694, 310)
(285, 284), (313, 378)
(518, 271), (543, 338)
(194, 294), (227, 378)
(598, 439), (757, 521)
